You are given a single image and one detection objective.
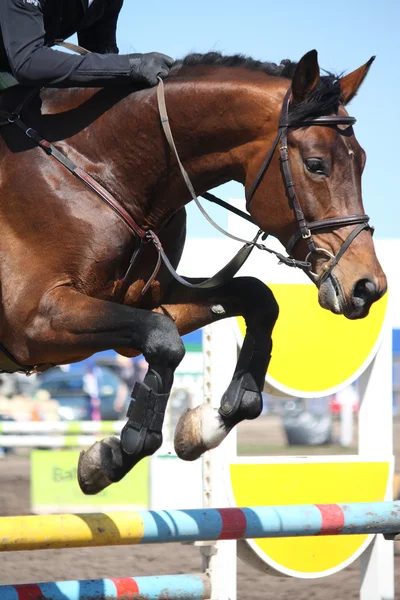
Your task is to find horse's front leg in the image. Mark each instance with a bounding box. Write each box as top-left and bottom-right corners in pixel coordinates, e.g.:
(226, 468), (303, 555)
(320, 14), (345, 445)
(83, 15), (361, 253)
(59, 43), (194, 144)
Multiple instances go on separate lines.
(158, 276), (279, 460)
(14, 286), (186, 495)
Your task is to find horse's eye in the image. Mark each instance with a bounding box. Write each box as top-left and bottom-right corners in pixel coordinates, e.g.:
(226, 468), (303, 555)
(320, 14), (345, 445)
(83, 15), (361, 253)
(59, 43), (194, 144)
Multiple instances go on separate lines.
(305, 158), (328, 176)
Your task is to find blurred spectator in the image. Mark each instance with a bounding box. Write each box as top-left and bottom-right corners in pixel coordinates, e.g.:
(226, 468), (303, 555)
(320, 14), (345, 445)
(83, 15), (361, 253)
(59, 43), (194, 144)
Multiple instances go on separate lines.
(115, 356), (137, 389)
(82, 364), (102, 421)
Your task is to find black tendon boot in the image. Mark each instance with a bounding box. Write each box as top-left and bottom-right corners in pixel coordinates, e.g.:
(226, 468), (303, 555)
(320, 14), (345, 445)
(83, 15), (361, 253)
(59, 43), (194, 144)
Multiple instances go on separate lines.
(78, 369), (169, 495)
(121, 373), (169, 456)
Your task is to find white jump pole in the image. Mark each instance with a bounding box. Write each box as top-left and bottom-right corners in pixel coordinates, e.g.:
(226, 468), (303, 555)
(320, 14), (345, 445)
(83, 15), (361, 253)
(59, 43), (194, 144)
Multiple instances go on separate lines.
(202, 320), (238, 600)
(359, 321), (394, 600)
(200, 307), (394, 600)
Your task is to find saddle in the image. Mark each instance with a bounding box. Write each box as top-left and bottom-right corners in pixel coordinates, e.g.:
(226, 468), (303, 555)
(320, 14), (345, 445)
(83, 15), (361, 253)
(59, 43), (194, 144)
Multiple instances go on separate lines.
(0, 40), (83, 124)
(0, 73), (39, 131)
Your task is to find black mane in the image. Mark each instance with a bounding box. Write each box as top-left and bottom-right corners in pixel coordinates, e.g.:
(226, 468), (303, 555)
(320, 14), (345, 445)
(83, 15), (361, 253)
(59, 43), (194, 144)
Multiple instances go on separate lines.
(172, 52), (297, 78)
(171, 52), (341, 123)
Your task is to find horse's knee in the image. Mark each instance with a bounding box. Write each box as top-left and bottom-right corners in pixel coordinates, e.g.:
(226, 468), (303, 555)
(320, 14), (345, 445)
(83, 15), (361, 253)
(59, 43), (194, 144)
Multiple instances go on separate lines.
(241, 278), (279, 328)
(262, 286), (279, 323)
(141, 314), (185, 369)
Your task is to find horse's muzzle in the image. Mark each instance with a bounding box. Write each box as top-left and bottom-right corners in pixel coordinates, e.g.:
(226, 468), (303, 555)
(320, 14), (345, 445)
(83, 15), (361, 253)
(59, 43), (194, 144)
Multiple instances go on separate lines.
(318, 275), (386, 320)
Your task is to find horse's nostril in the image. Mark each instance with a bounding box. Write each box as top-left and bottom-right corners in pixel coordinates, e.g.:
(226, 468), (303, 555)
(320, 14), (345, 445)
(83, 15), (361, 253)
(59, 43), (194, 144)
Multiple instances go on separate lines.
(353, 278), (378, 306)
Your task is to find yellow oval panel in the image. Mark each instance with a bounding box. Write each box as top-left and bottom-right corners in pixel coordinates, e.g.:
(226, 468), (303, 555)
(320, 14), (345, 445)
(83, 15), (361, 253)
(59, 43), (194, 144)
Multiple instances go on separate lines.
(229, 459), (392, 577)
(237, 284), (388, 396)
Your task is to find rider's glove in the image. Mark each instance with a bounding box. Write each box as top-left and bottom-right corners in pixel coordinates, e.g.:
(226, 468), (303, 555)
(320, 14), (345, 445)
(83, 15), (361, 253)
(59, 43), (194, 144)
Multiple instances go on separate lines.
(129, 52), (174, 87)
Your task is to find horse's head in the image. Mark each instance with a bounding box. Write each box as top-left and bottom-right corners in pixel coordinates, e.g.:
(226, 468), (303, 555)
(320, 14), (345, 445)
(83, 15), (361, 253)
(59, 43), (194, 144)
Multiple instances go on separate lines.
(246, 50), (386, 320)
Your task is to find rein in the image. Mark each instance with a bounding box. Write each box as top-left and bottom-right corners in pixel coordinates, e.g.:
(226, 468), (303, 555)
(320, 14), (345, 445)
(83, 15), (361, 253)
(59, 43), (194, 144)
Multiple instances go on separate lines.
(156, 79), (311, 271)
(158, 82), (371, 286)
(2, 99), (258, 295)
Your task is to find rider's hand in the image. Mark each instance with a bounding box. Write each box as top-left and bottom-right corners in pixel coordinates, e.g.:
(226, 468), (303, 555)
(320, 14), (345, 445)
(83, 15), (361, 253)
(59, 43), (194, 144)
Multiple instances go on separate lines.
(129, 52), (174, 87)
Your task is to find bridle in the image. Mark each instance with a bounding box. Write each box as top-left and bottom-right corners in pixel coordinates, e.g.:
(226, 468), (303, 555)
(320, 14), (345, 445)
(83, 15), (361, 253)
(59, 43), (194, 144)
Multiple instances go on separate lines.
(245, 87), (372, 286)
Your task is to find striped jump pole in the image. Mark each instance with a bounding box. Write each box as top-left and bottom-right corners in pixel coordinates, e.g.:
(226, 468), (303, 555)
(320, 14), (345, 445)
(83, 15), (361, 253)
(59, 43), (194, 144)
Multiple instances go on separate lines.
(0, 421), (124, 433)
(0, 574), (211, 600)
(0, 421), (125, 447)
(0, 434), (107, 447)
(1, 502), (400, 552)
(0, 421), (126, 447)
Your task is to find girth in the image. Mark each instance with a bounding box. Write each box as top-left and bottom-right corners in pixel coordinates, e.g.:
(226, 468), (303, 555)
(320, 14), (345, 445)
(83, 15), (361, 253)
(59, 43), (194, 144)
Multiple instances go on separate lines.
(0, 342), (52, 375)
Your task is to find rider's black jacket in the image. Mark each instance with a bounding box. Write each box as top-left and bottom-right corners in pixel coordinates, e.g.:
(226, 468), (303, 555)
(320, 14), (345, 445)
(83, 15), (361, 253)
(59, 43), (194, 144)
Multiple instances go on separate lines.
(0, 0), (132, 87)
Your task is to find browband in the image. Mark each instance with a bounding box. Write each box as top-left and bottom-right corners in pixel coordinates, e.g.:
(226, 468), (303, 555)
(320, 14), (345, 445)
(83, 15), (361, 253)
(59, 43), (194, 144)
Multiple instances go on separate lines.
(279, 115), (356, 127)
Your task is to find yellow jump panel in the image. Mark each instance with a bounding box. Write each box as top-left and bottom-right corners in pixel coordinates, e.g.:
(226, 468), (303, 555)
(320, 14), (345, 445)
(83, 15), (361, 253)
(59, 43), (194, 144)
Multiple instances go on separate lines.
(229, 458), (392, 577)
(237, 284), (388, 396)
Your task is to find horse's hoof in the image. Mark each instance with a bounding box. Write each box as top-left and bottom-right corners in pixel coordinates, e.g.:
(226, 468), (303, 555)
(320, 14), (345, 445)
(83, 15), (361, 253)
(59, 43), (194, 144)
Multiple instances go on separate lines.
(77, 436), (121, 495)
(174, 404), (228, 461)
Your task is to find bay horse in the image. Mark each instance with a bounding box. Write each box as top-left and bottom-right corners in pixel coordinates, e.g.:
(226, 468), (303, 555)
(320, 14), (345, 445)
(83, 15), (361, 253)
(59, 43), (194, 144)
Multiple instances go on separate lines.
(0, 49), (386, 495)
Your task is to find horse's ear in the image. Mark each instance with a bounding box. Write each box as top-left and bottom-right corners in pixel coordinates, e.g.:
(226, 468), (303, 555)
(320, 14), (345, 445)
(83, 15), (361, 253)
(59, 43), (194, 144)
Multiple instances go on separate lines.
(339, 57), (375, 105)
(291, 50), (320, 104)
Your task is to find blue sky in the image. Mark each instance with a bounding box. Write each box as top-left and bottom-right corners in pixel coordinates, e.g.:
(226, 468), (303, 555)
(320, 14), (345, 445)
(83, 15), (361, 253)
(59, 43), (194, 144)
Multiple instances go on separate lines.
(88, 1), (398, 239)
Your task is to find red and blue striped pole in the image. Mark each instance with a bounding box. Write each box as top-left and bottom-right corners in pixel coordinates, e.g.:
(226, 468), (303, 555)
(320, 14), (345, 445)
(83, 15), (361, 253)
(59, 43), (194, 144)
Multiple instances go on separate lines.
(0, 574), (211, 600)
(0, 502), (400, 552)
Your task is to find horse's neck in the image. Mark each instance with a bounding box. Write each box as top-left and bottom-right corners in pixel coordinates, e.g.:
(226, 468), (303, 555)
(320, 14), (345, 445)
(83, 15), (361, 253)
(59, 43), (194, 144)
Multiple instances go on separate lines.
(42, 77), (281, 230)
(131, 76), (280, 228)
(163, 78), (270, 184)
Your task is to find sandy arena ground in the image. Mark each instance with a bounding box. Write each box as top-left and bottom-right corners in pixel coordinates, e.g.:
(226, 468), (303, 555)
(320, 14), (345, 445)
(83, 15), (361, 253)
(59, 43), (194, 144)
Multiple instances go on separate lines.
(0, 416), (399, 599)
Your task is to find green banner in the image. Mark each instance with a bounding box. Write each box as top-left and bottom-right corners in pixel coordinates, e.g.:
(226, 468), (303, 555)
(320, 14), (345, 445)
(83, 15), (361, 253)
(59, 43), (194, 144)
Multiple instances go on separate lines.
(31, 450), (149, 513)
